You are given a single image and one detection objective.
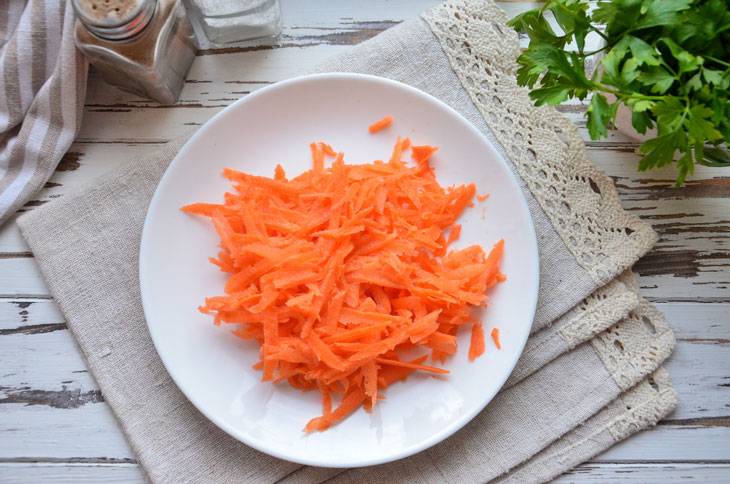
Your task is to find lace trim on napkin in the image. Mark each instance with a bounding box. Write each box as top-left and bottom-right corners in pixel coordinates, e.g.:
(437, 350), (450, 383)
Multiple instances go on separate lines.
(606, 367), (679, 441)
(558, 275), (640, 347)
(421, 1), (657, 285)
(591, 298), (675, 390)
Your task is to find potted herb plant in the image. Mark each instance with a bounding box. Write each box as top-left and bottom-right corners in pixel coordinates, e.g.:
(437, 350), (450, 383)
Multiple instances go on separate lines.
(507, 0), (730, 186)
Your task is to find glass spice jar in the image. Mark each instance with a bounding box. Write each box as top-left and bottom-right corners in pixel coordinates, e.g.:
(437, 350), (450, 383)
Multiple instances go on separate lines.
(185, 0), (282, 45)
(73, 0), (197, 105)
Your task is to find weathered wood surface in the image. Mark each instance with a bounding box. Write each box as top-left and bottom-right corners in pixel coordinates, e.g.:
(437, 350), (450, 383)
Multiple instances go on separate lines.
(1, 1), (728, 482)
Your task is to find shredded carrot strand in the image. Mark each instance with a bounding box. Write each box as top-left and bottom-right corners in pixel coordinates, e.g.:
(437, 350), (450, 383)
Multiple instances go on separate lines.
(368, 115), (393, 133)
(491, 327), (501, 350)
(469, 323), (485, 361)
(376, 357), (450, 374)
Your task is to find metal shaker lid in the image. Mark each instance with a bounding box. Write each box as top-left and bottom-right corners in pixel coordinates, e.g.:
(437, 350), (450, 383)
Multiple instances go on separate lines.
(72, 0), (157, 40)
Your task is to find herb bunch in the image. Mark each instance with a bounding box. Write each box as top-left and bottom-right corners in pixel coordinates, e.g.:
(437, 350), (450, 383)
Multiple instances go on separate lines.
(508, 0), (730, 185)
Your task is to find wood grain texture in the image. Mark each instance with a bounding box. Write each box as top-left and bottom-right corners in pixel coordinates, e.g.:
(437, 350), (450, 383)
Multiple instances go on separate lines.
(2, 462), (729, 484)
(0, 0), (728, 482)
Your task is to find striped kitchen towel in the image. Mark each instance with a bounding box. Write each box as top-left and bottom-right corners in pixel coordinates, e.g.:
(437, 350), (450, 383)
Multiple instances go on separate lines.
(0, 0), (87, 226)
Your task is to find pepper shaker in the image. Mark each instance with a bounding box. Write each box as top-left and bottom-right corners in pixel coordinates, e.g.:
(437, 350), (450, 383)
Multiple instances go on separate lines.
(73, 0), (197, 104)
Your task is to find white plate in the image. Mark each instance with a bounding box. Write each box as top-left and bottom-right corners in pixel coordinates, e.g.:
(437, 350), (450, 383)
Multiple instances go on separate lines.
(140, 73), (539, 468)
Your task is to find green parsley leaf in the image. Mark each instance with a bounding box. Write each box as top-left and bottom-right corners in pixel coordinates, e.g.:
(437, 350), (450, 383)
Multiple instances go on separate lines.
(686, 72), (703, 92)
(626, 98), (655, 112)
(600, 49), (622, 86)
(675, 149), (694, 186)
(631, 108), (654, 134)
(653, 97), (685, 131)
(626, 36), (660, 66)
(586, 93), (612, 139)
(636, 0), (693, 30)
(529, 85), (572, 106)
(620, 58), (642, 86)
(702, 68), (727, 88)
(637, 67), (676, 94)
(637, 130), (684, 170)
(659, 38), (704, 74)
(685, 104), (723, 142)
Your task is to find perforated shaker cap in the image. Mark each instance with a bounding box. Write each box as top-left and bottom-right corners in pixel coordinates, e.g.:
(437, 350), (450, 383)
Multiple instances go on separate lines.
(72, 0), (157, 40)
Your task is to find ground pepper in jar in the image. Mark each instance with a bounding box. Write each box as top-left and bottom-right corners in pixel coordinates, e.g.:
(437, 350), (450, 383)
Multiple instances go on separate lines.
(73, 0), (197, 104)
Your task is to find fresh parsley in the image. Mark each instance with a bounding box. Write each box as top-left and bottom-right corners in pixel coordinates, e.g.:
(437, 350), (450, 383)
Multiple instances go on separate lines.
(508, 0), (730, 186)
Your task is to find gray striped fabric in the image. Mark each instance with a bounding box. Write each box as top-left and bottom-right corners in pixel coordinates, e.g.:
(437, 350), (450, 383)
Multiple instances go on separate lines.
(0, 0), (87, 226)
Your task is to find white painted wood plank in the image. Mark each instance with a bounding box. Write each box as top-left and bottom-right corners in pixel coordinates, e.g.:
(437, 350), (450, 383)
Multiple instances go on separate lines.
(1, 462), (729, 484)
(0, 298), (63, 332)
(0, 259), (47, 297)
(0, 214), (29, 253)
(661, 340), (730, 420)
(555, 463), (730, 483)
(0, 331), (98, 391)
(595, 425), (730, 462)
(0, 403), (134, 460)
(664, 303), (728, 340)
(0, 463), (145, 484)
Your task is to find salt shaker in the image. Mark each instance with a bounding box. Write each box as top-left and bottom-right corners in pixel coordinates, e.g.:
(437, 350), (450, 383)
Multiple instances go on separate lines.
(185, 0), (282, 45)
(73, 0), (197, 105)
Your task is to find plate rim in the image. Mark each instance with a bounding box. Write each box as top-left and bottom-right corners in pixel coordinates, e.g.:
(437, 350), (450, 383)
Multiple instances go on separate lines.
(139, 72), (540, 468)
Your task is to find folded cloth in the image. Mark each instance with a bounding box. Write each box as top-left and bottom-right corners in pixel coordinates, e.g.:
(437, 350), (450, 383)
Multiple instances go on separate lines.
(0, 0), (87, 226)
(17, 1), (679, 483)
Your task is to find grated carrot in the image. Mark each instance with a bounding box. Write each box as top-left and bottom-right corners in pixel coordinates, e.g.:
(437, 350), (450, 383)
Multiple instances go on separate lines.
(468, 323), (485, 361)
(491, 327), (501, 350)
(368, 115), (393, 133)
(181, 129), (505, 432)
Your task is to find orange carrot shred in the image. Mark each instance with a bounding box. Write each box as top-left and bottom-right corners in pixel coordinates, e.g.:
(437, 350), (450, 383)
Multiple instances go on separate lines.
(182, 129), (506, 432)
(477, 193), (490, 202)
(410, 145), (439, 163)
(491, 327), (501, 350)
(376, 357), (450, 374)
(368, 115), (393, 133)
(319, 142), (336, 156)
(469, 323), (485, 361)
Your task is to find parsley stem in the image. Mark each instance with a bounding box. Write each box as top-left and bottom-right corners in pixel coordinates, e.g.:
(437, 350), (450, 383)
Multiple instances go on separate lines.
(594, 84), (666, 101)
(589, 25), (609, 42)
(582, 44), (611, 57)
(705, 55), (730, 68)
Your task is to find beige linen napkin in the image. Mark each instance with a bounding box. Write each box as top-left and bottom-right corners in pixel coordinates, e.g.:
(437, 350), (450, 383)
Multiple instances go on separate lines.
(17, 1), (678, 483)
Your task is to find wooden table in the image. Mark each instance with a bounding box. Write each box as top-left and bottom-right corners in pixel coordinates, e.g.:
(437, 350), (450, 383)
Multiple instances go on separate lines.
(1, 1), (728, 482)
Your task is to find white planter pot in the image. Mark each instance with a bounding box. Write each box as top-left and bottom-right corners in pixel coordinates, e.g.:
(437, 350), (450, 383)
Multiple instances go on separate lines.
(613, 101), (657, 143)
(602, 91), (657, 143)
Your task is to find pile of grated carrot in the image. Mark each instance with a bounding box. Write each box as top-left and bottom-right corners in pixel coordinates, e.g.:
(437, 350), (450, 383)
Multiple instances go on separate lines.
(181, 119), (505, 432)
